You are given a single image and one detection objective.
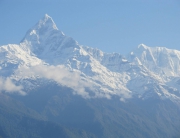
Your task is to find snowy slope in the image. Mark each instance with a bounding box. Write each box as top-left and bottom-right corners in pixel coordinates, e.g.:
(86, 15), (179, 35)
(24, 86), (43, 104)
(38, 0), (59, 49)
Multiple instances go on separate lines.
(127, 44), (180, 100)
(128, 44), (180, 78)
(0, 44), (43, 76)
(0, 14), (180, 103)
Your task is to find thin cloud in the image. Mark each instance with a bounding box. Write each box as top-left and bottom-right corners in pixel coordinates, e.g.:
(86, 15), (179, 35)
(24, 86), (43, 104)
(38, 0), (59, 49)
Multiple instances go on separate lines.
(0, 77), (26, 95)
(16, 64), (132, 100)
(17, 65), (91, 98)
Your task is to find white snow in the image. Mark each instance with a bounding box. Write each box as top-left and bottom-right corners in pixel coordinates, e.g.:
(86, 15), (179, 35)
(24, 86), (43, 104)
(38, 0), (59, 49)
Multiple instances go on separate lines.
(0, 15), (180, 103)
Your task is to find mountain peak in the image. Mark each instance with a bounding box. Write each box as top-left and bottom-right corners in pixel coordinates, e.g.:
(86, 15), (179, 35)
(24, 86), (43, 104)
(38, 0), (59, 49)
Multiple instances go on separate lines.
(137, 44), (149, 50)
(20, 14), (66, 56)
(44, 14), (51, 19)
(22, 14), (60, 43)
(38, 14), (58, 30)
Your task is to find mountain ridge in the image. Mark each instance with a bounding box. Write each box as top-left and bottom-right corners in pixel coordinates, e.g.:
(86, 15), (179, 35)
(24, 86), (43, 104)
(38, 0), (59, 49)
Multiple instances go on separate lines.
(1, 14), (180, 138)
(0, 14), (180, 102)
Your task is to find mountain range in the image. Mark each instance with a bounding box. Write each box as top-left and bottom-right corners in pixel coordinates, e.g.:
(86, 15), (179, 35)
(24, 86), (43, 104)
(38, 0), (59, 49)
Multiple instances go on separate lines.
(0, 14), (180, 138)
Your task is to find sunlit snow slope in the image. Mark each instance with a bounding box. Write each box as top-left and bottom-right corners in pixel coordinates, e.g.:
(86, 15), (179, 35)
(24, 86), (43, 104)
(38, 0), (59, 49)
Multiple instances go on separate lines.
(0, 14), (180, 103)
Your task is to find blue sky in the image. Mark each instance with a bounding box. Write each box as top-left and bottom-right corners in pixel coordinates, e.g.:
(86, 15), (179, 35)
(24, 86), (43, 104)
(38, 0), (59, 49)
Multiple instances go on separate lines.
(0, 0), (180, 55)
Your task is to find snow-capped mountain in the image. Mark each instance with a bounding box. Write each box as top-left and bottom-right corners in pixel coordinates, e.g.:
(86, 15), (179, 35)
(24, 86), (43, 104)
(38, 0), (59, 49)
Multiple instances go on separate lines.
(128, 44), (180, 101)
(128, 44), (180, 78)
(0, 44), (42, 75)
(1, 14), (180, 138)
(0, 14), (180, 103)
